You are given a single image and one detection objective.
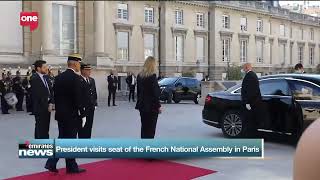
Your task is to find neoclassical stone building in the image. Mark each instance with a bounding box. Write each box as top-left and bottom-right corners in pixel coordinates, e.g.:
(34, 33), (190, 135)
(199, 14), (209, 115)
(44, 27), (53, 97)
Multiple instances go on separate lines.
(1, 1), (320, 97)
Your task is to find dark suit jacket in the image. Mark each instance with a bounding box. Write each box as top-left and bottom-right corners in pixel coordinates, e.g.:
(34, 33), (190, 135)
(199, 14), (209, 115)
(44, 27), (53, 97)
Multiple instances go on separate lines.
(135, 74), (161, 113)
(31, 73), (54, 115)
(80, 76), (98, 107)
(54, 69), (84, 122)
(126, 75), (136, 90)
(107, 75), (118, 91)
(241, 71), (262, 105)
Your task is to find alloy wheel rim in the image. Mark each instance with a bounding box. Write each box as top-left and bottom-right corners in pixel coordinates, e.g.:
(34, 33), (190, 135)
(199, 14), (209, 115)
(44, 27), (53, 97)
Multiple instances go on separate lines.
(223, 114), (242, 136)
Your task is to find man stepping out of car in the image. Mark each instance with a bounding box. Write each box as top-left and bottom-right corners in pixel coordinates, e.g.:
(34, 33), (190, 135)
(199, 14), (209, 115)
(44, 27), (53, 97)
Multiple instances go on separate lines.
(241, 63), (266, 134)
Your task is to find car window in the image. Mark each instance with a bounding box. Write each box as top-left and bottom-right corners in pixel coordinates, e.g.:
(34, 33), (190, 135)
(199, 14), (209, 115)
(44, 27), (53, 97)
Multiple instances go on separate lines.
(177, 78), (187, 86)
(186, 79), (197, 86)
(259, 79), (290, 96)
(227, 84), (241, 93)
(229, 79), (290, 95)
(158, 77), (178, 86)
(288, 80), (320, 100)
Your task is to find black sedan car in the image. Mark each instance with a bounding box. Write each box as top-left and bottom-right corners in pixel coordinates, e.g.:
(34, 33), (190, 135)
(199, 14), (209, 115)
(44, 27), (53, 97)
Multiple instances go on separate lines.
(202, 74), (320, 139)
(159, 77), (201, 104)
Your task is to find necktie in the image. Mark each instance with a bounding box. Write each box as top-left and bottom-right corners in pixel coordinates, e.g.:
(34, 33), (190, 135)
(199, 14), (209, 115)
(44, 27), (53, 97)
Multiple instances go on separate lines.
(86, 78), (90, 84)
(43, 77), (50, 95)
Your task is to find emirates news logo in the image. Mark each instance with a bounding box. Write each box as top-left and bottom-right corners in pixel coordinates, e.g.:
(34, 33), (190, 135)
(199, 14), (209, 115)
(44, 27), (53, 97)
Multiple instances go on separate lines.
(19, 140), (54, 158)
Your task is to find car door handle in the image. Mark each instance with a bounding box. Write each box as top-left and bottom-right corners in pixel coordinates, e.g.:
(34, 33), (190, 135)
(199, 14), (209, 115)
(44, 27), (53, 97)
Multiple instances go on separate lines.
(305, 108), (316, 112)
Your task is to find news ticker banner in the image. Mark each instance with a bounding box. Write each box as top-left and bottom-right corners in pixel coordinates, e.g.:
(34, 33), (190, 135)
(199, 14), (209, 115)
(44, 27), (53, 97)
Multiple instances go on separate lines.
(18, 139), (264, 159)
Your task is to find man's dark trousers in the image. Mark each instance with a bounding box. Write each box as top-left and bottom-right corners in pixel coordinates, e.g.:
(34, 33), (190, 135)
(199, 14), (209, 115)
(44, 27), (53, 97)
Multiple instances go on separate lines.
(129, 85), (135, 102)
(78, 106), (95, 138)
(108, 89), (116, 106)
(34, 111), (51, 139)
(45, 120), (79, 170)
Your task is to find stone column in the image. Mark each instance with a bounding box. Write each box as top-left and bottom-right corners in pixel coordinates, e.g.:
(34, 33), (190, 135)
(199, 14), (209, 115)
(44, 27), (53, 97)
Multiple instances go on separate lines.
(41, 1), (54, 54)
(94, 1), (105, 56)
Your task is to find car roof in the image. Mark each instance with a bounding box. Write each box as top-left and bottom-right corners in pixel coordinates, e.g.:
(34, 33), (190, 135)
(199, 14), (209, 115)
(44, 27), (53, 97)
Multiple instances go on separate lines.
(163, 77), (198, 80)
(260, 74), (320, 84)
(260, 73), (320, 79)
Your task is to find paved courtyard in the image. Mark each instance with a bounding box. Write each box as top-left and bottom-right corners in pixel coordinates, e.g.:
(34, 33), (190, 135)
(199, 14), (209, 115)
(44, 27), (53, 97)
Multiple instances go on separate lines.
(0, 101), (295, 180)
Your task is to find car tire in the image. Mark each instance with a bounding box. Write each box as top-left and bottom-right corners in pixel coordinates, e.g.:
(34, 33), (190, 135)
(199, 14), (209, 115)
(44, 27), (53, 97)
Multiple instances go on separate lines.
(194, 94), (200, 104)
(173, 94), (180, 103)
(221, 110), (249, 138)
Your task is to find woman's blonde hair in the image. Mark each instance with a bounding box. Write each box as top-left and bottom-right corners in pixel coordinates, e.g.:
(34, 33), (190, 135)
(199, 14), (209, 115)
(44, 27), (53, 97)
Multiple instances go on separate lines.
(139, 56), (157, 78)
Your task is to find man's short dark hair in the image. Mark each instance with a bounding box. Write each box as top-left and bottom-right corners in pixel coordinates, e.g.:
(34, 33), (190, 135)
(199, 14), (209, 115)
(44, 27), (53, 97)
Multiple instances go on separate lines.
(295, 63), (303, 70)
(33, 60), (47, 69)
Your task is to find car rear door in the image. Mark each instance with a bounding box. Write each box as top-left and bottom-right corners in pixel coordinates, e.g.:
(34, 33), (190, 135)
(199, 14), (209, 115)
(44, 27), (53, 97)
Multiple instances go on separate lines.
(175, 78), (188, 99)
(288, 79), (320, 124)
(185, 79), (198, 100)
(258, 79), (294, 132)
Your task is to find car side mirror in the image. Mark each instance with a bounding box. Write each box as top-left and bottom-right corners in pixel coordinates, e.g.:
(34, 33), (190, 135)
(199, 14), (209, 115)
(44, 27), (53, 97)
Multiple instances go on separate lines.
(175, 82), (182, 87)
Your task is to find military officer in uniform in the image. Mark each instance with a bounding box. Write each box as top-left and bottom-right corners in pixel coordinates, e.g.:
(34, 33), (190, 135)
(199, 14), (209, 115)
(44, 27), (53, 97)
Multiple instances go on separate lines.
(45, 54), (86, 174)
(0, 72), (10, 114)
(78, 63), (97, 138)
(12, 70), (24, 111)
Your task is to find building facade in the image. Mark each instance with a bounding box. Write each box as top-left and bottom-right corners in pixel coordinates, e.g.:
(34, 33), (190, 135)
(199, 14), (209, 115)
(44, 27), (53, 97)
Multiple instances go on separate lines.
(1, 1), (320, 97)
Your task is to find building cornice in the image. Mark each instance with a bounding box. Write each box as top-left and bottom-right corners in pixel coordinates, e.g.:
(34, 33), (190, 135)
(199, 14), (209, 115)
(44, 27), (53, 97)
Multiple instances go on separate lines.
(113, 23), (134, 35)
(238, 32), (250, 39)
(175, 1), (209, 8)
(194, 29), (208, 37)
(278, 37), (288, 44)
(211, 1), (320, 27)
(171, 26), (188, 36)
(140, 25), (159, 34)
(308, 42), (316, 46)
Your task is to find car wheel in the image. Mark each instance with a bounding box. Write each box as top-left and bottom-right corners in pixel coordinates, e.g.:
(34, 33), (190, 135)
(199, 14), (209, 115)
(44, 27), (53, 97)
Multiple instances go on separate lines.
(173, 94), (180, 103)
(221, 110), (248, 138)
(194, 94), (201, 104)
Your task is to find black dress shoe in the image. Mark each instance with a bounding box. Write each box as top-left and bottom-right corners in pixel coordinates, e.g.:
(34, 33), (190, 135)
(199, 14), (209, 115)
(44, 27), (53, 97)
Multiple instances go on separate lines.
(17, 109), (24, 111)
(2, 112), (10, 114)
(113, 104), (117, 106)
(45, 165), (59, 173)
(66, 168), (86, 174)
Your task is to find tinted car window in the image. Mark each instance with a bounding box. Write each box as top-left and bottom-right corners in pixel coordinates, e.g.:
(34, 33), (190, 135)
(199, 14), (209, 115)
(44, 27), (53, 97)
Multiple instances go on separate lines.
(158, 77), (178, 86)
(259, 79), (290, 96)
(176, 78), (187, 86)
(186, 79), (197, 86)
(227, 84), (241, 93)
(288, 80), (320, 100)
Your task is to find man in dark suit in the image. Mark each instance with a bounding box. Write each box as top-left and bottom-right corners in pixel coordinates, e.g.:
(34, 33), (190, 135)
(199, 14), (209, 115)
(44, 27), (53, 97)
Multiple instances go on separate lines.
(126, 72), (136, 102)
(12, 70), (24, 111)
(78, 63), (97, 138)
(107, 70), (118, 106)
(31, 60), (54, 139)
(45, 54), (86, 174)
(241, 63), (263, 131)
